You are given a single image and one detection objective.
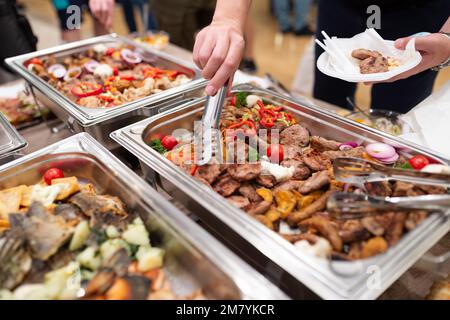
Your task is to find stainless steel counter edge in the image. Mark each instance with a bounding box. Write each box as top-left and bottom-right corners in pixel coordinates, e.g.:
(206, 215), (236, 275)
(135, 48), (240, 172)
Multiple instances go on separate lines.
(5, 34), (207, 127)
(0, 132), (289, 300)
(110, 86), (450, 299)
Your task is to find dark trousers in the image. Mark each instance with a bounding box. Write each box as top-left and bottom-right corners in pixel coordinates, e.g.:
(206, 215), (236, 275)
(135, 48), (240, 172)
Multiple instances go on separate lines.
(313, 0), (450, 113)
(151, 0), (216, 50)
(0, 0), (37, 76)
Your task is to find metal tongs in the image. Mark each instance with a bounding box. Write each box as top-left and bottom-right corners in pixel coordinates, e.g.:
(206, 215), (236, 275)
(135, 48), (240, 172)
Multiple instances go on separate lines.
(196, 84), (228, 165)
(333, 157), (450, 189)
(327, 192), (450, 220)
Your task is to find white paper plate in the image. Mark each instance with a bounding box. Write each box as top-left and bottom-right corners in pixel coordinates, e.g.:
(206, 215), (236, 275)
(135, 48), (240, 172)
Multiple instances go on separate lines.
(317, 38), (422, 83)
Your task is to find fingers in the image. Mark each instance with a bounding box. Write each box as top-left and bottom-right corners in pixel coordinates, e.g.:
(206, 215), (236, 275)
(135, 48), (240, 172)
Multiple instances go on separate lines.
(90, 0), (114, 29)
(193, 30), (206, 68)
(201, 33), (230, 80)
(206, 36), (244, 95)
(196, 34), (216, 70)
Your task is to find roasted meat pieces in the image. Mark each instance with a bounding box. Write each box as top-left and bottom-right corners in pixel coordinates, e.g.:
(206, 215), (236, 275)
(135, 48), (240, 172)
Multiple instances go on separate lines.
(280, 124), (310, 147)
(351, 48), (392, 74)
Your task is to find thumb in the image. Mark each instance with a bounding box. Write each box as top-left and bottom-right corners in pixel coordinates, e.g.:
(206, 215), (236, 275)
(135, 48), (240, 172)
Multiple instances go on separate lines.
(394, 36), (412, 50)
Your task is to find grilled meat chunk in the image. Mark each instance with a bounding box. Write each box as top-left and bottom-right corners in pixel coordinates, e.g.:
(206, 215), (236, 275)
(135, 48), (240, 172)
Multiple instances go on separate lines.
(385, 212), (407, 245)
(213, 175), (240, 197)
(256, 175), (277, 188)
(227, 196), (250, 210)
(339, 219), (372, 243)
(281, 159), (311, 180)
(365, 181), (392, 197)
(298, 216), (343, 251)
(280, 124), (310, 147)
(194, 163), (222, 185)
(310, 136), (340, 152)
(273, 180), (304, 193)
(405, 211), (428, 231)
(298, 170), (329, 194)
(283, 145), (303, 160)
(238, 183), (262, 203)
(302, 149), (331, 171)
(322, 146), (365, 160)
(359, 55), (389, 74)
(246, 201), (272, 216)
(227, 163), (261, 181)
(287, 190), (334, 225)
(351, 48), (382, 60)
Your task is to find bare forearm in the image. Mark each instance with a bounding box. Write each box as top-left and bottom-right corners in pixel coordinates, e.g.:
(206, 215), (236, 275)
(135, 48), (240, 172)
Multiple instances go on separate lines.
(440, 16), (450, 32)
(212, 0), (252, 31)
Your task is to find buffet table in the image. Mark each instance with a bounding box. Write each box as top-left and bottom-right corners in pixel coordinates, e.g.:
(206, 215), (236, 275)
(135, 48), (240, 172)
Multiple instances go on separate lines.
(1, 39), (449, 300)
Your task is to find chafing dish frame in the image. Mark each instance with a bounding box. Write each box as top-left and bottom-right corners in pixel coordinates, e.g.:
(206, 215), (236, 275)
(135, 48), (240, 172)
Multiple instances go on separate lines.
(0, 132), (288, 300)
(111, 84), (450, 299)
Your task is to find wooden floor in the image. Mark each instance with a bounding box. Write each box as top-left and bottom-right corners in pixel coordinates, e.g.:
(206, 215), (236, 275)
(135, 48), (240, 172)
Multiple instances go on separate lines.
(22, 0), (449, 109)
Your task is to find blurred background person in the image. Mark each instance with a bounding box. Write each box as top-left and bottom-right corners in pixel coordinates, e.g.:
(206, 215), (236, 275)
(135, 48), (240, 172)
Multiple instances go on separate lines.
(273, 0), (313, 35)
(118, 0), (157, 33)
(239, 18), (257, 73)
(51, 0), (114, 42)
(151, 0), (216, 50)
(0, 0), (37, 82)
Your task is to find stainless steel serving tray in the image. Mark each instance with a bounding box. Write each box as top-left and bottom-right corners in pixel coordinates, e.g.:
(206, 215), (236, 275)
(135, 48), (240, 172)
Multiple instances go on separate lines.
(111, 84), (450, 299)
(0, 112), (27, 165)
(5, 34), (206, 149)
(0, 133), (287, 300)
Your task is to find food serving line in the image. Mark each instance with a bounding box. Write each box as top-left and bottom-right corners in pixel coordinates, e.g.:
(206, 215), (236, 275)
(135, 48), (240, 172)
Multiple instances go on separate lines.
(0, 34), (449, 300)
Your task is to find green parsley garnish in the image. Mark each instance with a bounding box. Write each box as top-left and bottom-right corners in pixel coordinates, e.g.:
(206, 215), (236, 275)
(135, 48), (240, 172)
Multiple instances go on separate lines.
(150, 139), (168, 154)
(235, 92), (249, 108)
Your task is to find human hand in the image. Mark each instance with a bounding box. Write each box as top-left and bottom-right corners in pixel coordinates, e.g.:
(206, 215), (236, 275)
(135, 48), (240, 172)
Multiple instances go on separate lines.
(89, 0), (115, 30)
(193, 20), (245, 96)
(380, 33), (450, 83)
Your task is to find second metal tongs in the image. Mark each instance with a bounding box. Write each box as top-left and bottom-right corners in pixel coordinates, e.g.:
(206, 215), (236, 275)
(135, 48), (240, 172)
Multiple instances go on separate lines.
(327, 192), (450, 220)
(196, 84), (228, 165)
(333, 157), (450, 189)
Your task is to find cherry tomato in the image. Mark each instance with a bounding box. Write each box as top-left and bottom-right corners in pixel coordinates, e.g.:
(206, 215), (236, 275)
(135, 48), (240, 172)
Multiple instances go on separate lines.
(105, 48), (115, 56)
(112, 66), (119, 76)
(267, 144), (284, 163)
(409, 155), (430, 170)
(230, 95), (237, 106)
(161, 135), (178, 151)
(24, 58), (43, 67)
(43, 168), (64, 185)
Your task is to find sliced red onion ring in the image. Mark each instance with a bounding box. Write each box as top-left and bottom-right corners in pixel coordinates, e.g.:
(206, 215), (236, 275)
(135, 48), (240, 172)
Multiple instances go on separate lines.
(48, 64), (66, 78)
(84, 60), (100, 73)
(64, 66), (82, 81)
(120, 48), (142, 64)
(365, 143), (396, 159)
(339, 142), (358, 151)
(378, 152), (399, 164)
(136, 49), (158, 63)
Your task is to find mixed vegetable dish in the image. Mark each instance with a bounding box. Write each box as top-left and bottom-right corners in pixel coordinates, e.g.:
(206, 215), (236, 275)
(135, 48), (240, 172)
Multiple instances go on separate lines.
(24, 43), (192, 109)
(0, 168), (203, 300)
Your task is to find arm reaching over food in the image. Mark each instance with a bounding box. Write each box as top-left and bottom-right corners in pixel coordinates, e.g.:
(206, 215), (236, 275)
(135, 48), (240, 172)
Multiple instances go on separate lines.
(382, 17), (450, 83)
(89, 0), (115, 30)
(193, 0), (252, 96)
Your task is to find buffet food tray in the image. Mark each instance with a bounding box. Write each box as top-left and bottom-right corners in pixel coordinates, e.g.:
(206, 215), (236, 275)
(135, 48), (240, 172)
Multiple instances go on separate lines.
(0, 132), (287, 300)
(5, 34), (206, 149)
(0, 112), (27, 165)
(111, 84), (450, 299)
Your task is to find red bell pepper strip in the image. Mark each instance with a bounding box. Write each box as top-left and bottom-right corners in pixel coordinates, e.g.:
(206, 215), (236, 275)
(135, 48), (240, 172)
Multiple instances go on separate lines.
(71, 82), (103, 98)
(190, 165), (198, 176)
